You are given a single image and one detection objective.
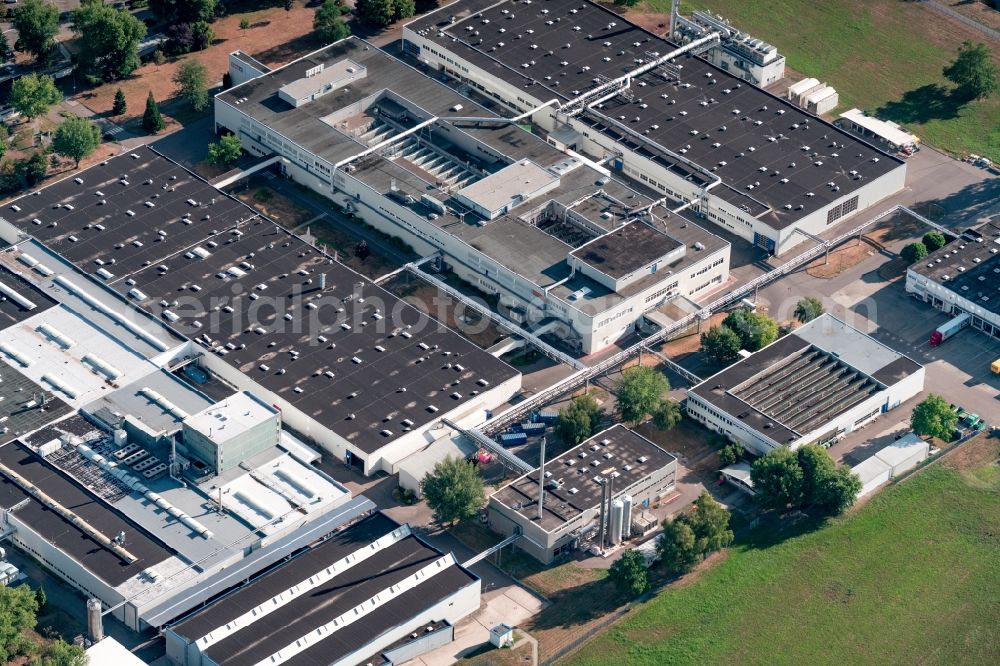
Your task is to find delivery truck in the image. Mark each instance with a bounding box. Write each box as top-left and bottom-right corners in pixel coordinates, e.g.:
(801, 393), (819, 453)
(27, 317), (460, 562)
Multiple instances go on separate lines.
(929, 312), (970, 347)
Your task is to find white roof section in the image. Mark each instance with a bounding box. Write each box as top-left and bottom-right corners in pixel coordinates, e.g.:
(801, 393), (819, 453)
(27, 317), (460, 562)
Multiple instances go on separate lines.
(213, 451), (350, 534)
(839, 108), (917, 148)
(183, 391), (278, 444)
(874, 433), (930, 468)
(278, 58), (367, 105)
(0, 240), (181, 360)
(787, 78), (820, 97)
(84, 369), (215, 436)
(793, 314), (913, 380)
(454, 160), (559, 216)
(86, 637), (148, 666)
(0, 304), (160, 408)
(852, 456), (891, 485)
(278, 429), (322, 464)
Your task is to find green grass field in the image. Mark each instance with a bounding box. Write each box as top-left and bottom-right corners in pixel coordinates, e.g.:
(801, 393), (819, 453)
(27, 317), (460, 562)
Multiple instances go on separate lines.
(642, 0), (1000, 160)
(562, 437), (1000, 666)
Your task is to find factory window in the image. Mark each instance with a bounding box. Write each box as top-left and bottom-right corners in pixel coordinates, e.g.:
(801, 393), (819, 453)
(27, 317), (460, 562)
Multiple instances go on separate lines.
(827, 195), (860, 225)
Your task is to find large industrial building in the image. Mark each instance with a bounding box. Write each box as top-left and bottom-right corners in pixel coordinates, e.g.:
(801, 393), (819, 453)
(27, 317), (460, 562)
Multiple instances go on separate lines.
(905, 221), (1000, 340)
(164, 512), (479, 666)
(488, 424), (677, 563)
(404, 0), (907, 256)
(0, 147), (520, 474)
(686, 314), (925, 454)
(215, 38), (731, 353)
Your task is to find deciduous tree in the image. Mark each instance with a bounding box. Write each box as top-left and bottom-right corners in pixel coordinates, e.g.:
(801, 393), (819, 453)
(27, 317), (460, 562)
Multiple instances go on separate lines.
(652, 398), (682, 431)
(910, 394), (957, 440)
(656, 517), (699, 573)
(943, 40), (999, 100)
(794, 296), (824, 324)
(72, 2), (146, 82)
(553, 393), (603, 446)
(12, 0), (59, 62)
(723, 308), (779, 351)
(9, 73), (61, 121)
(149, 0), (216, 23)
(421, 455), (486, 526)
(616, 365), (670, 424)
(314, 0), (352, 43)
(922, 231), (946, 252)
(717, 441), (742, 467)
(207, 134), (243, 166)
(0, 584), (38, 662)
(701, 325), (742, 364)
(751, 447), (805, 511)
(608, 549), (648, 597)
(901, 242), (928, 264)
(52, 117), (101, 167)
(174, 59), (210, 111)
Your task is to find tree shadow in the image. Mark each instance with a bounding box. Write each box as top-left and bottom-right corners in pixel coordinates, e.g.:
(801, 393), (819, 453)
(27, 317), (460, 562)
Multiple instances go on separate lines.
(876, 84), (964, 125)
(909, 177), (1000, 229)
(530, 577), (629, 630)
(251, 32), (321, 65)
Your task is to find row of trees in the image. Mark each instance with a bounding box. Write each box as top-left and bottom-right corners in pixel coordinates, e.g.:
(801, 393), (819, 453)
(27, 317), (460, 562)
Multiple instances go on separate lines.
(750, 444), (861, 515)
(607, 491), (734, 597)
(553, 365), (680, 448)
(0, 585), (85, 665)
(700, 308), (780, 364)
(901, 231), (948, 265)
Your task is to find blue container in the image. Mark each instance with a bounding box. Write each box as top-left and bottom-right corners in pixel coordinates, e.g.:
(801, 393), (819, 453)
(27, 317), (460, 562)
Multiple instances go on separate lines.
(499, 432), (528, 446)
(537, 411), (558, 424)
(521, 423), (546, 435)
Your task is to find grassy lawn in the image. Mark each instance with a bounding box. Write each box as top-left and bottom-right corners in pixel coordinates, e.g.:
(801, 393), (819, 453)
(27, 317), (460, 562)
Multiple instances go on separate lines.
(639, 0), (1000, 160)
(562, 434), (1000, 666)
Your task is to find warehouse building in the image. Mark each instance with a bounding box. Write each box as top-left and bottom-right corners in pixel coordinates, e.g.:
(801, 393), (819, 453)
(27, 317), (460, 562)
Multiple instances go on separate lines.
(488, 424), (677, 563)
(686, 314), (925, 454)
(403, 0), (907, 255)
(216, 38), (731, 353)
(905, 221), (1000, 340)
(164, 512), (480, 666)
(0, 148), (520, 474)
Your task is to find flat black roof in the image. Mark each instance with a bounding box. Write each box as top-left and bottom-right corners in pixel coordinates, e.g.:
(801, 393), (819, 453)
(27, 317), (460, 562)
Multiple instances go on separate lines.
(491, 424), (676, 532)
(0, 440), (173, 587)
(0, 364), (72, 447)
(2, 151), (256, 278)
(0, 265), (56, 331)
(909, 222), (1000, 318)
(571, 220), (683, 279)
(2, 148), (518, 456)
(408, 0), (905, 224)
(170, 512), (477, 666)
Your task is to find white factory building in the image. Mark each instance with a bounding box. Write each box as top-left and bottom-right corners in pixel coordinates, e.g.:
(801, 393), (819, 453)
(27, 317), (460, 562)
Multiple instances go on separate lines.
(905, 222), (1000, 340)
(488, 424), (677, 563)
(215, 38), (731, 353)
(686, 314), (925, 455)
(403, 0), (907, 256)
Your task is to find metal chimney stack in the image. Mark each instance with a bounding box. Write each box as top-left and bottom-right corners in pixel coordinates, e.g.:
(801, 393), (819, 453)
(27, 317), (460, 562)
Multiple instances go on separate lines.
(597, 478), (607, 550)
(537, 437), (546, 521)
(87, 598), (104, 643)
(669, 0), (680, 40)
(319, 273), (327, 290)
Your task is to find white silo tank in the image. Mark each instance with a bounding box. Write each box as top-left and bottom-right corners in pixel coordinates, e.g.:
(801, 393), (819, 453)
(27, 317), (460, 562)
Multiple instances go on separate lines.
(622, 494), (633, 540)
(609, 499), (624, 545)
